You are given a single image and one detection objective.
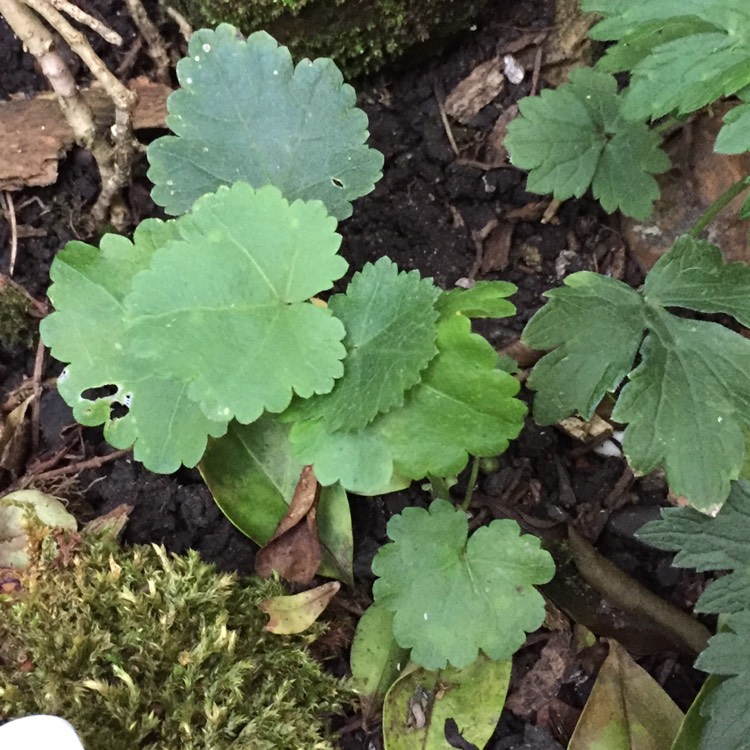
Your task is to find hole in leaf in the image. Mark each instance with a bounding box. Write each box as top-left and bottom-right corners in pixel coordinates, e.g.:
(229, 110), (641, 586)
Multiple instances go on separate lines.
(82, 384), (118, 400)
(110, 402), (129, 420)
(331, 177), (344, 188)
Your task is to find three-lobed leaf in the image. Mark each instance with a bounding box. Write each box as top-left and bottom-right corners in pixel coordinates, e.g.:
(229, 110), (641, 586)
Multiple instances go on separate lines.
(524, 236), (750, 511)
(505, 68), (669, 219)
(371, 500), (555, 670)
(148, 25), (383, 219)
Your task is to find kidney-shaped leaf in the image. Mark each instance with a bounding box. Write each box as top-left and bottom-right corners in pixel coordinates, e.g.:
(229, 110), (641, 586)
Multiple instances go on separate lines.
(372, 500), (555, 670)
(148, 26), (383, 219)
(125, 183), (348, 424)
(40, 220), (228, 473)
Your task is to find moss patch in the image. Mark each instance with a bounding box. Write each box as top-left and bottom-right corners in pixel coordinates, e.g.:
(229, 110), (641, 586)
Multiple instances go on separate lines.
(0, 530), (349, 749)
(169, 0), (489, 76)
(0, 278), (34, 349)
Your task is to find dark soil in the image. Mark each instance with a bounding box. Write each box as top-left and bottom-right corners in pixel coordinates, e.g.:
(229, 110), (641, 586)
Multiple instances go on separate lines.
(0, 2), (705, 749)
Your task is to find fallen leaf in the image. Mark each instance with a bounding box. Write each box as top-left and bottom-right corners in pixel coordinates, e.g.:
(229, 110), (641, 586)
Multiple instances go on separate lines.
(445, 58), (505, 124)
(622, 105), (750, 271)
(485, 104), (518, 165)
(481, 222), (515, 273)
(0, 395), (33, 477)
(255, 465), (322, 583)
(261, 581), (340, 634)
(541, 0), (595, 84)
(506, 630), (574, 723)
(0, 489), (77, 568)
(568, 640), (683, 749)
(383, 656), (511, 750)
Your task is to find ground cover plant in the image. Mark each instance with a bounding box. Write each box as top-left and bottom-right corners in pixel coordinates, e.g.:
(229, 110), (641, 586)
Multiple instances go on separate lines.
(6, 0), (750, 747)
(505, 1), (750, 747)
(36, 24), (556, 747)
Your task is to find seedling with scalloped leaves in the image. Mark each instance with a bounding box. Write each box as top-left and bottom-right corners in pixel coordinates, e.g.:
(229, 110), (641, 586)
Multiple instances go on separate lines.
(40, 26), (552, 694)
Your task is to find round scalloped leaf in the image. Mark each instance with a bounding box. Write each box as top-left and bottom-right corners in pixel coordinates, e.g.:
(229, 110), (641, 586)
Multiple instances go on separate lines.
(124, 183), (348, 425)
(297, 258), (440, 431)
(372, 500), (555, 670)
(40, 221), (227, 473)
(147, 26), (383, 219)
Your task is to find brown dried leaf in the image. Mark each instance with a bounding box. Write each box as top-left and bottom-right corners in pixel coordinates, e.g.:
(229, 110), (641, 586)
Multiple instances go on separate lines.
(0, 395), (33, 476)
(261, 581), (340, 635)
(445, 58), (505, 124)
(255, 465), (322, 584)
(623, 105), (750, 270)
(481, 223), (514, 273)
(506, 630), (574, 722)
(485, 103), (518, 165)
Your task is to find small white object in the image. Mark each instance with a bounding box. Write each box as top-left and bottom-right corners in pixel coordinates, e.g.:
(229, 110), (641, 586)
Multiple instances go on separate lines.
(503, 54), (525, 84)
(0, 715), (84, 750)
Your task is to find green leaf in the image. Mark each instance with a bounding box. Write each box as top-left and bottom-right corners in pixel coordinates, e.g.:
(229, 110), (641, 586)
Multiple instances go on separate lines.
(125, 183), (347, 425)
(436, 281), (517, 320)
(297, 258), (440, 431)
(671, 675), (722, 750)
(504, 68), (669, 219)
(569, 640), (683, 750)
(199, 416), (353, 583)
(524, 274), (645, 423)
(716, 101), (750, 155)
(524, 236), (750, 511)
(148, 26), (383, 219)
(382, 657), (511, 750)
(637, 480), (750, 615)
(693, 614), (750, 750)
(350, 604), (409, 720)
(290, 315), (527, 493)
(371, 500), (555, 670)
(40, 220), (228, 473)
(583, 0), (750, 120)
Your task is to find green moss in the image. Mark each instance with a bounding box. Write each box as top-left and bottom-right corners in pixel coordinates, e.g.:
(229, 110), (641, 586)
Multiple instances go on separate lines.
(168, 0), (489, 76)
(0, 530), (349, 749)
(0, 280), (34, 349)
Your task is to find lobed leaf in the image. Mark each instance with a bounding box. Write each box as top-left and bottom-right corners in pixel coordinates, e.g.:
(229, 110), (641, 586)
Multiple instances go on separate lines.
(371, 500), (555, 670)
(290, 315), (527, 493)
(716, 101), (750, 155)
(296, 258), (440, 431)
(148, 26), (383, 219)
(524, 236), (750, 511)
(40, 221), (227, 473)
(436, 281), (517, 320)
(124, 183), (348, 425)
(505, 68), (669, 219)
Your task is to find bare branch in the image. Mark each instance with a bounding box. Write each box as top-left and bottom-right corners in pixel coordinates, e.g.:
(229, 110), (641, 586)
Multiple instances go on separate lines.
(124, 0), (171, 84)
(48, 0), (122, 45)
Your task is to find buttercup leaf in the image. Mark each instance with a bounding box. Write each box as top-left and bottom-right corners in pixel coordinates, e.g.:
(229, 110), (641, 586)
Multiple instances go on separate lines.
(40, 220), (227, 473)
(436, 281), (517, 320)
(148, 26), (383, 219)
(525, 236), (750, 511)
(505, 68), (669, 219)
(124, 183), (347, 425)
(372, 500), (554, 670)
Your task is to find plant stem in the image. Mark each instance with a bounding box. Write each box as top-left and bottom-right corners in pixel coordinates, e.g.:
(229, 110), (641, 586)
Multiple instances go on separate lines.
(461, 456), (480, 511)
(688, 177), (749, 238)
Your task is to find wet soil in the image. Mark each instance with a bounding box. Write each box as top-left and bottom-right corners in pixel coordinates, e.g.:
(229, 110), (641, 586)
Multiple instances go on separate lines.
(0, 2), (705, 748)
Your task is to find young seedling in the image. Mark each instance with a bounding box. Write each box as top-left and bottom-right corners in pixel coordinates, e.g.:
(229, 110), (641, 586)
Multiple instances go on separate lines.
(40, 25), (552, 712)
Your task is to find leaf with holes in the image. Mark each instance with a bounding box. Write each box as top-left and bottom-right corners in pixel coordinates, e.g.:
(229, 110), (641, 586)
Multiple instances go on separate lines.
(372, 500), (554, 670)
(147, 26), (383, 219)
(124, 182), (348, 425)
(40, 220), (228, 473)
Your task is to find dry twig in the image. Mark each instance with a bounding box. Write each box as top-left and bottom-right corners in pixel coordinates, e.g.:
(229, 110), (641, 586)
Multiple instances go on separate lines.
(124, 0), (171, 84)
(1, 191), (18, 276)
(48, 0), (122, 45)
